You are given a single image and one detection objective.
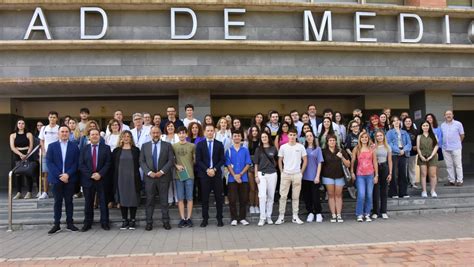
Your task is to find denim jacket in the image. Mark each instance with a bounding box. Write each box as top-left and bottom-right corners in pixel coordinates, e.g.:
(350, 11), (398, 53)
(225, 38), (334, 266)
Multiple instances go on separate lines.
(386, 129), (412, 157)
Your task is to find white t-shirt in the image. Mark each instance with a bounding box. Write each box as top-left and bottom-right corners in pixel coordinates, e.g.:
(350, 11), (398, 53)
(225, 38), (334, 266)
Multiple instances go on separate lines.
(182, 118), (201, 128)
(39, 125), (60, 153)
(278, 142), (307, 174)
(105, 133), (120, 152)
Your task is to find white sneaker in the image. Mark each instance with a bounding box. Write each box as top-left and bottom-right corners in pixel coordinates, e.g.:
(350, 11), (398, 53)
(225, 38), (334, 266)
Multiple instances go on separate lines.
(365, 215), (372, 222)
(292, 215), (304, 225)
(266, 217), (274, 225)
(254, 206), (260, 213)
(403, 195), (410, 198)
(36, 192), (41, 198)
(275, 215), (285, 225)
(13, 192), (22, 200)
(336, 214), (344, 223)
(371, 214), (378, 219)
(431, 191), (438, 198)
(306, 213), (314, 223)
(240, 219), (250, 226)
(258, 219), (265, 226)
(249, 206), (255, 214)
(357, 215), (364, 222)
(412, 184), (419, 189)
(38, 192), (48, 199)
(392, 196), (399, 199)
(315, 213), (323, 223)
(421, 191), (428, 198)
(381, 213), (389, 219)
(24, 192), (32, 199)
(230, 220), (238, 226)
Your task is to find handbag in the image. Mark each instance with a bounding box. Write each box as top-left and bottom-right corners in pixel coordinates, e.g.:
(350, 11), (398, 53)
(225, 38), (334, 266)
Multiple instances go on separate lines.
(13, 145), (40, 177)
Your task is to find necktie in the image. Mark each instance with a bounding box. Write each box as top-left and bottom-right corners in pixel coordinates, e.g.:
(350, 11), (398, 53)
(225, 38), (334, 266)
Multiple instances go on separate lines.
(153, 142), (158, 171)
(92, 145), (97, 173)
(208, 140), (213, 168)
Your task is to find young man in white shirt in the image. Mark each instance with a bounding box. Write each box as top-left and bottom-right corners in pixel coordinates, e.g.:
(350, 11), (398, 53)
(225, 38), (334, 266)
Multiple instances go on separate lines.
(182, 104), (201, 128)
(290, 110), (304, 137)
(276, 128), (307, 225)
(38, 111), (60, 199)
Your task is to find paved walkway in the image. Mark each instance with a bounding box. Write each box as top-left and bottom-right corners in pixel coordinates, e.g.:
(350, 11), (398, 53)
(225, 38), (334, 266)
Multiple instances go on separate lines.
(1, 212), (473, 262)
(1, 239), (473, 266)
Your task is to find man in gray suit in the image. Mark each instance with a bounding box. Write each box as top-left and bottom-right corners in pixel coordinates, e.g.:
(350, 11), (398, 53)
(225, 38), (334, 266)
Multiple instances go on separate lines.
(140, 126), (175, 231)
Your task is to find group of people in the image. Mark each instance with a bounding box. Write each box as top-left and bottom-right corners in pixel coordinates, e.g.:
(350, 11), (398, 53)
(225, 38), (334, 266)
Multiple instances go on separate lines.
(9, 104), (465, 233)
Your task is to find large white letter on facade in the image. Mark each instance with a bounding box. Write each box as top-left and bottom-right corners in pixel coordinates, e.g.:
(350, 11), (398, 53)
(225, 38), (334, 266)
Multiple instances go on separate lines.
(354, 12), (377, 42)
(224, 8), (246, 40)
(398, 13), (424, 43)
(443, 15), (451, 44)
(304, 11), (332, 41)
(171, 8), (197, 40)
(80, 7), (108, 40)
(24, 7), (52, 40)
(468, 21), (474, 44)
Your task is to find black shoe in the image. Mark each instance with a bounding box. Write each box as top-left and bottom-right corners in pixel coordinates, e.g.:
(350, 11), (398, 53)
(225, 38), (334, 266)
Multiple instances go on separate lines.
(163, 222), (172, 230)
(101, 224), (110, 231)
(67, 224), (79, 232)
(186, 219), (193, 228)
(120, 220), (129, 230)
(200, 220), (208, 228)
(217, 220), (224, 227)
(145, 223), (153, 231)
(80, 224), (92, 232)
(129, 220), (136, 230)
(48, 224), (61, 235)
(178, 219), (186, 228)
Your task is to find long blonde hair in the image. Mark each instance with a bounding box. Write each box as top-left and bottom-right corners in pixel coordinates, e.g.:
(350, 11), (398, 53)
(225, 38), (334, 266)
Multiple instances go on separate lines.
(374, 129), (389, 150)
(216, 117), (228, 131)
(117, 130), (136, 148)
(353, 132), (373, 158)
(68, 118), (81, 140)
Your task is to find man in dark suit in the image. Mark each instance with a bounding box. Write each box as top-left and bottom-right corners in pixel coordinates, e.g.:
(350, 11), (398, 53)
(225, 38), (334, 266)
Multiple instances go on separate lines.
(46, 125), (80, 234)
(140, 126), (175, 231)
(195, 124), (225, 227)
(78, 129), (112, 231)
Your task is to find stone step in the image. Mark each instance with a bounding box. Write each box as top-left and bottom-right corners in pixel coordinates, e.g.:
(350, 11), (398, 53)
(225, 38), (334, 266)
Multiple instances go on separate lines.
(2, 183), (472, 210)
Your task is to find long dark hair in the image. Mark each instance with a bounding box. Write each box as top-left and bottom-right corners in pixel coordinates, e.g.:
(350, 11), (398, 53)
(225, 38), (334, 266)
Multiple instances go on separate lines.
(277, 121), (291, 136)
(318, 117), (335, 145)
(251, 113), (266, 129)
(419, 120), (438, 147)
(14, 118), (28, 133)
(248, 125), (261, 151)
(425, 113), (439, 128)
(304, 131), (318, 149)
(300, 123), (312, 137)
(402, 117), (417, 135)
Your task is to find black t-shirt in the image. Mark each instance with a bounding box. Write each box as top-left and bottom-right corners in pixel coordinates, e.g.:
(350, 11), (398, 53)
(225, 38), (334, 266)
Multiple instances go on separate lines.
(254, 146), (278, 174)
(321, 148), (349, 179)
(345, 132), (360, 152)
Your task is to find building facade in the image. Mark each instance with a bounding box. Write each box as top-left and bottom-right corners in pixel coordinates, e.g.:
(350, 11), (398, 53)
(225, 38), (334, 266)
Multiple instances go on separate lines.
(0, 0), (473, 186)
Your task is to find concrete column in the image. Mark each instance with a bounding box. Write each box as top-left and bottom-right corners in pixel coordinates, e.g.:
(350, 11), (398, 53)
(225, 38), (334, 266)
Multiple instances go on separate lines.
(0, 98), (21, 190)
(178, 89), (211, 123)
(404, 0), (447, 8)
(409, 90), (453, 181)
(409, 90), (453, 125)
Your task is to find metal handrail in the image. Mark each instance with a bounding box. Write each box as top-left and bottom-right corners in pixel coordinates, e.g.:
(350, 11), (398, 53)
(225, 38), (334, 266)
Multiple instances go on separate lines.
(7, 145), (41, 232)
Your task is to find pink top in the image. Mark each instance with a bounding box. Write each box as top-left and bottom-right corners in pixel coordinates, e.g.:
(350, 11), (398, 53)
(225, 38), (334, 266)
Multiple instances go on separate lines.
(279, 133), (289, 147)
(356, 150), (375, 176)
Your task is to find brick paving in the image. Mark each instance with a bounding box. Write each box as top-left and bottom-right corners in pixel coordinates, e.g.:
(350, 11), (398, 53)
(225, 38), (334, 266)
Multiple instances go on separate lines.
(1, 238), (473, 266)
(0, 212), (473, 266)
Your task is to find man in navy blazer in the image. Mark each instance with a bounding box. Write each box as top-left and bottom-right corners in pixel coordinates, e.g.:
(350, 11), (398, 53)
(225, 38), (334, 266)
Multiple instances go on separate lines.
(46, 126), (80, 235)
(195, 124), (225, 227)
(78, 129), (112, 231)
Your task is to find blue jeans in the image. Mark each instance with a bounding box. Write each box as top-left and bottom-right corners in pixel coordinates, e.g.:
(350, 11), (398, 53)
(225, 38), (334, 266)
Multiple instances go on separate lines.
(355, 175), (374, 216)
